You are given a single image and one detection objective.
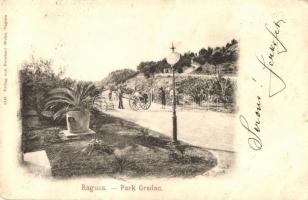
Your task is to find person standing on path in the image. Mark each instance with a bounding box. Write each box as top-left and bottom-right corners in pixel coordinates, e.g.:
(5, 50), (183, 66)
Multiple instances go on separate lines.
(118, 88), (124, 109)
(159, 87), (166, 109)
(108, 89), (113, 101)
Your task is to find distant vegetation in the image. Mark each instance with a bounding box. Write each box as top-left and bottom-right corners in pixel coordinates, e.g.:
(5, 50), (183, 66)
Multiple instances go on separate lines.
(96, 39), (238, 113)
(99, 69), (138, 88)
(136, 39), (238, 76)
(99, 39), (239, 89)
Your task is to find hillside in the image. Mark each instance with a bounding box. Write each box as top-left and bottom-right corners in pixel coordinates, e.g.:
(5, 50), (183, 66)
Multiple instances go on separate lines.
(98, 68), (137, 88)
(98, 38), (239, 102)
(136, 39), (239, 76)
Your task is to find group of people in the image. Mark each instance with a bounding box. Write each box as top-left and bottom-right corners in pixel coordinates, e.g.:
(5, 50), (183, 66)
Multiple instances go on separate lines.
(108, 86), (164, 110)
(108, 88), (124, 109)
(108, 86), (206, 110)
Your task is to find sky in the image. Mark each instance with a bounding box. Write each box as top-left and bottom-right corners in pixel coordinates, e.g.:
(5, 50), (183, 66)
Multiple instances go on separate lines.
(10, 1), (240, 81)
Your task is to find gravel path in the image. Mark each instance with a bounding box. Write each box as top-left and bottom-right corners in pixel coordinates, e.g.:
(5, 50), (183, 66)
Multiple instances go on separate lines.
(106, 100), (236, 152)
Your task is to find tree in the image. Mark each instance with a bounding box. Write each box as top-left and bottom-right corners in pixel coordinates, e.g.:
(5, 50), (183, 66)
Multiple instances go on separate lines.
(173, 53), (193, 72)
(156, 59), (169, 73)
(207, 47), (213, 55)
(231, 38), (238, 45)
(137, 61), (158, 74)
(137, 62), (148, 72)
(199, 48), (207, 56)
(219, 78), (234, 105)
(20, 58), (75, 116)
(135, 39), (238, 75)
(211, 51), (223, 73)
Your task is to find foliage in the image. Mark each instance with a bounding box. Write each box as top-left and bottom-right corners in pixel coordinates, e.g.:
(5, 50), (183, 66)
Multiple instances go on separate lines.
(135, 39), (238, 75)
(44, 82), (102, 120)
(170, 76), (236, 105)
(137, 53), (194, 75)
(177, 77), (208, 104)
(20, 58), (75, 116)
(81, 139), (114, 155)
(100, 69), (137, 87)
(137, 61), (159, 74)
(128, 74), (236, 108)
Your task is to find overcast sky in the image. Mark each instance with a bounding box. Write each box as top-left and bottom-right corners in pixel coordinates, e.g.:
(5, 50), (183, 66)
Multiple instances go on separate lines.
(10, 1), (240, 81)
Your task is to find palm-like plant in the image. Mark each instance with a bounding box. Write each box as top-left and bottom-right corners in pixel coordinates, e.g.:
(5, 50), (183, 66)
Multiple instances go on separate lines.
(44, 82), (103, 120)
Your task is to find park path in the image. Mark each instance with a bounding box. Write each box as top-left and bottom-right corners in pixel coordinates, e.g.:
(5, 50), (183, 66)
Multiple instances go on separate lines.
(106, 99), (236, 152)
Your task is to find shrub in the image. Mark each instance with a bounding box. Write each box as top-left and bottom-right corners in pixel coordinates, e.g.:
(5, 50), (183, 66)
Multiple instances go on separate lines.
(20, 58), (76, 117)
(44, 82), (102, 120)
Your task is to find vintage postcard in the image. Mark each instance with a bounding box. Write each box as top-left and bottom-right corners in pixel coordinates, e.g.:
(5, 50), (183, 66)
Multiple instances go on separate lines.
(0, 0), (307, 199)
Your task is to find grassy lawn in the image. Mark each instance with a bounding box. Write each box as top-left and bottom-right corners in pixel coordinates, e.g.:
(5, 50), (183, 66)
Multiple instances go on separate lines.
(23, 112), (217, 178)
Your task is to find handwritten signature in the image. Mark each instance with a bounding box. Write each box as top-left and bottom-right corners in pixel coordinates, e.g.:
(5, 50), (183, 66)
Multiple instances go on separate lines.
(256, 19), (287, 98)
(240, 19), (287, 151)
(240, 96), (262, 150)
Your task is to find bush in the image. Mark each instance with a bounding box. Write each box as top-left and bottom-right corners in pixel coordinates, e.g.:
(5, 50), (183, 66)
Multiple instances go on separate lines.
(20, 58), (75, 118)
(177, 76), (235, 104)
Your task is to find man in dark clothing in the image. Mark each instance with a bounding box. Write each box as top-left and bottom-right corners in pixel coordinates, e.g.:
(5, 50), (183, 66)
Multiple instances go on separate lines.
(159, 87), (166, 109)
(108, 90), (112, 101)
(118, 88), (124, 109)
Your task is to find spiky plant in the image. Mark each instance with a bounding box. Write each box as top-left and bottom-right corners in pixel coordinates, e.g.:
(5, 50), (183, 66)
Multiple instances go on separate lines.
(44, 82), (103, 120)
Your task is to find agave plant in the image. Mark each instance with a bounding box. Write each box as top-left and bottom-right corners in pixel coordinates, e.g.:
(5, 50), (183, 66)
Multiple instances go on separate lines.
(44, 82), (103, 120)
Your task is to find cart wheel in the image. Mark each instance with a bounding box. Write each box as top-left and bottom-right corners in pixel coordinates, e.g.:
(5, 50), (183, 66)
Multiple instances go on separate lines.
(140, 100), (151, 110)
(139, 93), (151, 110)
(129, 96), (139, 111)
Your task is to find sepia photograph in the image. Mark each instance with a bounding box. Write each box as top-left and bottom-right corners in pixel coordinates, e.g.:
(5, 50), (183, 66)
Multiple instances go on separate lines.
(1, 1), (308, 199)
(19, 6), (239, 178)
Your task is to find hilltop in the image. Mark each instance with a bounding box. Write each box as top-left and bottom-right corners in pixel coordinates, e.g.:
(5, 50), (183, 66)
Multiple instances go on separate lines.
(136, 39), (239, 76)
(97, 69), (138, 88)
